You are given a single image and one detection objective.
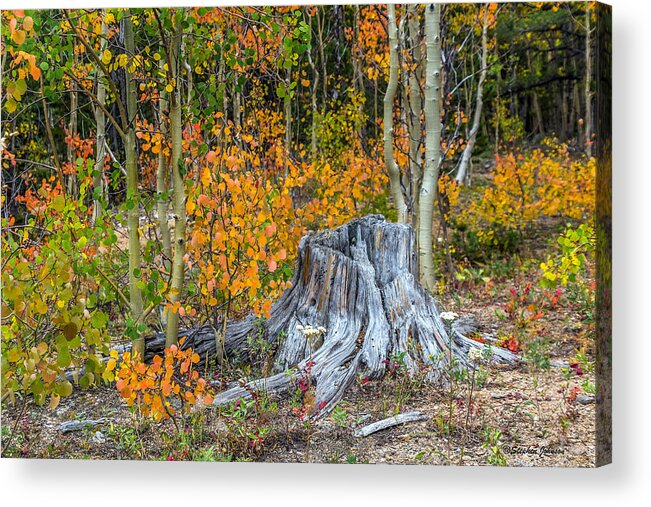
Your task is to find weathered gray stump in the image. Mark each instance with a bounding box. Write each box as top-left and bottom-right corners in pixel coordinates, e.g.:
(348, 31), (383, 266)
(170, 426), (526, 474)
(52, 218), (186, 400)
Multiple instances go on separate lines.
(145, 215), (517, 417)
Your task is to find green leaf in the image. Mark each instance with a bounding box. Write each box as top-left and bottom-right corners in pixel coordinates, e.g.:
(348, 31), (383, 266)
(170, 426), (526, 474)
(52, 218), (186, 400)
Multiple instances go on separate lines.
(79, 373), (91, 389)
(52, 195), (66, 212)
(90, 310), (108, 329)
(57, 345), (71, 368)
(30, 376), (44, 395)
(56, 380), (73, 397)
(5, 98), (17, 113)
(15, 79), (27, 96)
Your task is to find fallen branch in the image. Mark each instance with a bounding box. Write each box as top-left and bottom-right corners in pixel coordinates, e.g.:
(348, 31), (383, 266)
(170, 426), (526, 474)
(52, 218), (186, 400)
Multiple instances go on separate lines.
(59, 418), (110, 434)
(353, 411), (428, 438)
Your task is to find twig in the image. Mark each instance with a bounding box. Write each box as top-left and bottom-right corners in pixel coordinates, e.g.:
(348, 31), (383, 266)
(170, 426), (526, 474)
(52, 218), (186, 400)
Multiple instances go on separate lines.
(353, 411), (427, 438)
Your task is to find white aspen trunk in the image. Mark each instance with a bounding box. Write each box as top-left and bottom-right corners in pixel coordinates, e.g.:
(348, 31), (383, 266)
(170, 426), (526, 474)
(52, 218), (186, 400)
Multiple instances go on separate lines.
(165, 12), (187, 347)
(353, 5), (364, 141)
(456, 4), (488, 185)
(407, 4), (423, 217)
(92, 16), (108, 225)
(418, 3), (442, 291)
(124, 10), (145, 357)
(307, 32), (319, 159)
(399, 15), (412, 209)
(384, 4), (407, 223)
(157, 57), (172, 276)
(219, 42), (227, 120)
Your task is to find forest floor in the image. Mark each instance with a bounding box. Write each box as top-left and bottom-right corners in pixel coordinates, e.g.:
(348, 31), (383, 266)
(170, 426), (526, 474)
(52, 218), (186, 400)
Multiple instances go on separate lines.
(1, 264), (596, 467)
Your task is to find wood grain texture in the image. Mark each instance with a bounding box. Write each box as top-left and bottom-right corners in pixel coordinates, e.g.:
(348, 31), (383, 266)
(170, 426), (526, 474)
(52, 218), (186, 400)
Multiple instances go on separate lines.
(145, 215), (514, 417)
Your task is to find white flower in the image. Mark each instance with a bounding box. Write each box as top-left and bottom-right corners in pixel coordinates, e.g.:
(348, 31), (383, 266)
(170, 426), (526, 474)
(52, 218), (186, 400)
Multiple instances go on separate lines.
(468, 347), (483, 364)
(440, 311), (459, 322)
(296, 323), (327, 339)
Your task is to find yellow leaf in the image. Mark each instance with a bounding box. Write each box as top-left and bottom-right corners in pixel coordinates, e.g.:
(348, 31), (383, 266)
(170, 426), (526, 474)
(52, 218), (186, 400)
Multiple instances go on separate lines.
(101, 49), (112, 65)
(35, 298), (48, 315)
(49, 393), (61, 410)
(165, 84), (173, 93)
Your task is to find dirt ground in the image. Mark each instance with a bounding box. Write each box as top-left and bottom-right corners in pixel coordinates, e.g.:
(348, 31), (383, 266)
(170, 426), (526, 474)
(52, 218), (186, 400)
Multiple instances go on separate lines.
(1, 328), (596, 467)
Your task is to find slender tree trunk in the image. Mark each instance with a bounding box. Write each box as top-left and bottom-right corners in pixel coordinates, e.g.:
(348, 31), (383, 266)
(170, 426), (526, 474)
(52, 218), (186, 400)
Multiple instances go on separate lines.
(531, 86), (545, 137)
(418, 3), (442, 291)
(494, 83), (500, 151)
(219, 41), (227, 120)
(456, 4), (489, 185)
(284, 66), (292, 176)
(306, 11), (320, 159)
(353, 5), (364, 142)
(157, 58), (172, 275)
(384, 4), (407, 223)
(124, 10), (145, 357)
(165, 12), (187, 347)
(399, 14), (412, 211)
(561, 56), (569, 138)
(92, 18), (108, 224)
(39, 77), (65, 194)
(233, 25), (241, 134)
(316, 7), (327, 110)
(584, 2), (593, 156)
(67, 52), (79, 197)
(407, 4), (423, 219)
(572, 58), (581, 140)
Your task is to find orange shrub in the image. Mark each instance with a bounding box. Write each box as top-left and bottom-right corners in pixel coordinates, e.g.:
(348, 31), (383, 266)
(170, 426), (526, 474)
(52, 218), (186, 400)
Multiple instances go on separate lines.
(111, 344), (214, 423)
(462, 142), (595, 231)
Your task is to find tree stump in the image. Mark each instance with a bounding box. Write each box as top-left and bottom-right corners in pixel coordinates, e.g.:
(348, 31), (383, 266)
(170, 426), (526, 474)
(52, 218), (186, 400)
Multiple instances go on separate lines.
(145, 214), (517, 417)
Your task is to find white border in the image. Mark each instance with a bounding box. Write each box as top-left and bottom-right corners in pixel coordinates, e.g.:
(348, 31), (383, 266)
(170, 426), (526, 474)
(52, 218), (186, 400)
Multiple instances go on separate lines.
(2, 0), (650, 505)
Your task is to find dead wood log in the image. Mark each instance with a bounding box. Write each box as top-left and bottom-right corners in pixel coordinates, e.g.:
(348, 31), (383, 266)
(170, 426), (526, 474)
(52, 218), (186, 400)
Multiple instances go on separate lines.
(353, 411), (428, 437)
(145, 215), (517, 417)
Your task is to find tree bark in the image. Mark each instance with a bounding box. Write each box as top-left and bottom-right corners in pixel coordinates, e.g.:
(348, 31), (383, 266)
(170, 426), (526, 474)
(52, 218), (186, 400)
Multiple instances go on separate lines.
(407, 4), (423, 218)
(584, 2), (593, 157)
(418, 4), (442, 291)
(67, 52), (79, 198)
(92, 16), (108, 225)
(456, 5), (488, 185)
(308, 40), (319, 159)
(284, 65), (292, 176)
(164, 11), (187, 347)
(156, 57), (172, 276)
(124, 10), (146, 357)
(384, 4), (407, 224)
